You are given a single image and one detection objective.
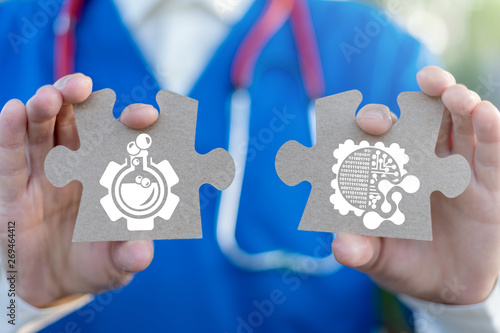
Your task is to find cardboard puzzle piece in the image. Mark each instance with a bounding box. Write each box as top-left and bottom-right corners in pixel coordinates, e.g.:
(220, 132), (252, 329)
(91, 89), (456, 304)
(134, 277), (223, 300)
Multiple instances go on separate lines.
(45, 89), (235, 242)
(275, 90), (471, 240)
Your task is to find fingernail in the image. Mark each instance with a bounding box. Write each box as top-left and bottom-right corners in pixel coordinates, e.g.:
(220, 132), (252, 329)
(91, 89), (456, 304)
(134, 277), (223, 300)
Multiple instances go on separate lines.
(439, 70), (454, 83)
(469, 89), (481, 101)
(53, 74), (75, 89)
(127, 104), (146, 111)
(359, 109), (385, 120)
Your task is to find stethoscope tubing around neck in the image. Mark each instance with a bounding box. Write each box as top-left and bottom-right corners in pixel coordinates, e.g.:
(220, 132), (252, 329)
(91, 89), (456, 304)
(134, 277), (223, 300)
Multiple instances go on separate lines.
(217, 0), (342, 275)
(216, 89), (342, 275)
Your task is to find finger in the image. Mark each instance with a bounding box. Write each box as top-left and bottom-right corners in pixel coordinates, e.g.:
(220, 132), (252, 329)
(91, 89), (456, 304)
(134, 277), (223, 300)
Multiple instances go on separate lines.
(471, 101), (500, 189)
(442, 84), (481, 162)
(0, 100), (29, 202)
(26, 85), (63, 176)
(54, 73), (93, 105)
(112, 240), (154, 273)
(55, 105), (80, 150)
(417, 66), (456, 96)
(435, 108), (452, 157)
(356, 104), (394, 135)
(119, 104), (159, 129)
(331, 233), (381, 272)
(53, 73), (93, 149)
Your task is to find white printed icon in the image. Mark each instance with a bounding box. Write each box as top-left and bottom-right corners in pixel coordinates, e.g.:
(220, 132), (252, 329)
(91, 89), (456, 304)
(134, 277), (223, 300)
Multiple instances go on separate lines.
(100, 134), (179, 230)
(331, 140), (420, 230)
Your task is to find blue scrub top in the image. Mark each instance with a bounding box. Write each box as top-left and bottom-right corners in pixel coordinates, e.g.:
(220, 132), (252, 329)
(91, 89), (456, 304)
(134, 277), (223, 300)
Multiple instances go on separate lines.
(0, 0), (435, 331)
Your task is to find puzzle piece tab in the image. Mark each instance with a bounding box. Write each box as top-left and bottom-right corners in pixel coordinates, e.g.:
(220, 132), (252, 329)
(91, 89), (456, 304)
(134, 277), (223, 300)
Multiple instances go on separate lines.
(45, 89), (235, 242)
(275, 90), (470, 241)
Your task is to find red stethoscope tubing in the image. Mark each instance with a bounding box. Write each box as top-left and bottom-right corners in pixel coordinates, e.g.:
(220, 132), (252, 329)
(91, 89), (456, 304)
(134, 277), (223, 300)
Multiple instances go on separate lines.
(53, 0), (325, 100)
(53, 0), (85, 81)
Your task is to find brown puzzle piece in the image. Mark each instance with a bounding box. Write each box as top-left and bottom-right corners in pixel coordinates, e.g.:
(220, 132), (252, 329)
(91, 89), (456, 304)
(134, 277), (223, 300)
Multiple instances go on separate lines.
(275, 90), (471, 240)
(45, 89), (235, 242)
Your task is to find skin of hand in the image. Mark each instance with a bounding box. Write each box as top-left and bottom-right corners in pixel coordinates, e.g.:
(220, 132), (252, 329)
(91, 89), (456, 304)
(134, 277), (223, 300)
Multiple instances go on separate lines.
(0, 74), (157, 308)
(0, 66), (497, 309)
(333, 66), (500, 305)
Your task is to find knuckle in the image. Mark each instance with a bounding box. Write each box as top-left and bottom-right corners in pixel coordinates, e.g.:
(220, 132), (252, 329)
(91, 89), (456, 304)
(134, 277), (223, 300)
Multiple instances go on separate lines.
(27, 88), (63, 122)
(443, 85), (476, 115)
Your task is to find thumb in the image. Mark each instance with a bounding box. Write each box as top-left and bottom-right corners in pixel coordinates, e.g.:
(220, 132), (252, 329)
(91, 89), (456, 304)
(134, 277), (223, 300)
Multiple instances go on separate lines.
(331, 233), (382, 273)
(112, 240), (155, 274)
(119, 104), (159, 129)
(356, 104), (396, 136)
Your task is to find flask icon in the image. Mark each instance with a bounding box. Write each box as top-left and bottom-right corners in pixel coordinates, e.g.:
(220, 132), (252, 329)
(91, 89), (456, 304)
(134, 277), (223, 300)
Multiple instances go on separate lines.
(100, 134), (179, 230)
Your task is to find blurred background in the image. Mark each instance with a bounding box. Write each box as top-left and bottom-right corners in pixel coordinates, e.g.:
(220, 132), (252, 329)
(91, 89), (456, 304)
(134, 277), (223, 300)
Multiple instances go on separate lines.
(366, 0), (500, 106)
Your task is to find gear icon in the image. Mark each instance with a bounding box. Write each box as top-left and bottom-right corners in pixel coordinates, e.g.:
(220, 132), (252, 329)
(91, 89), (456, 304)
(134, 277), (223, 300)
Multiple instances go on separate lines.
(331, 140), (419, 229)
(100, 133), (180, 231)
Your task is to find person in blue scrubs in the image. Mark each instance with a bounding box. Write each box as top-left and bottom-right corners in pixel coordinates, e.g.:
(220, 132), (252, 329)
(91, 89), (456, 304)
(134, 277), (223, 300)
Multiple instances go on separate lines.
(0, 0), (499, 332)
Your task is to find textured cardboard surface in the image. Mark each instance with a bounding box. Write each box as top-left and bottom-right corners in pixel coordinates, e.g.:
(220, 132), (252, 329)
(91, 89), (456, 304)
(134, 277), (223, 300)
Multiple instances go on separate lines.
(276, 90), (471, 240)
(45, 89), (235, 242)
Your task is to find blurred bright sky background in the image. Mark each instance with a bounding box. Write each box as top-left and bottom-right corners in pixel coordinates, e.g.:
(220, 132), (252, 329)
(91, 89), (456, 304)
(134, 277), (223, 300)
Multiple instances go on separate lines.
(368, 0), (500, 106)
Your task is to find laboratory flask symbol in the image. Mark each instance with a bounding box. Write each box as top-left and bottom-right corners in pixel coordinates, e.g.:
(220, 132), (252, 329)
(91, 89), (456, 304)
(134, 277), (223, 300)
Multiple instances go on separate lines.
(100, 134), (179, 231)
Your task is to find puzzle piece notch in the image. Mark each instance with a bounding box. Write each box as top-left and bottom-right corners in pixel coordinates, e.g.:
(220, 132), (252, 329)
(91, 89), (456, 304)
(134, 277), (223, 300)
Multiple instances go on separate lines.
(276, 90), (363, 188)
(155, 90), (234, 191)
(275, 90), (470, 241)
(44, 89), (235, 242)
(395, 92), (470, 198)
(45, 89), (117, 188)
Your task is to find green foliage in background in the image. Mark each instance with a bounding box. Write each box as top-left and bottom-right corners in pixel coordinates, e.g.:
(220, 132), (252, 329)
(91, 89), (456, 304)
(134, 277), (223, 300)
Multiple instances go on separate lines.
(366, 0), (500, 105)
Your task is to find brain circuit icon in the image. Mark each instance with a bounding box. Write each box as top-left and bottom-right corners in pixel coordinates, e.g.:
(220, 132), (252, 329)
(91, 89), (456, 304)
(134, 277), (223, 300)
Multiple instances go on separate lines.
(100, 133), (180, 231)
(331, 140), (421, 230)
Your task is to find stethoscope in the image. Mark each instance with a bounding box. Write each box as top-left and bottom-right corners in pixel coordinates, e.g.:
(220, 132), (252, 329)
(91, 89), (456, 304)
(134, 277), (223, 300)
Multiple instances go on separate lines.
(54, 0), (342, 276)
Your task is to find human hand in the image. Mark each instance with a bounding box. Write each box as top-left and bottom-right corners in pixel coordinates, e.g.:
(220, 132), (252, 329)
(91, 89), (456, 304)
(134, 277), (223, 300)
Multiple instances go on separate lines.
(0, 74), (158, 307)
(332, 66), (500, 305)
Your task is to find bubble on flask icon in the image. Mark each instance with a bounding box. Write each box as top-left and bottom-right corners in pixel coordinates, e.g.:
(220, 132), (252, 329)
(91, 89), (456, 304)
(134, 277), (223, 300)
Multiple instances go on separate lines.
(127, 141), (140, 155)
(136, 133), (152, 150)
(141, 177), (151, 188)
